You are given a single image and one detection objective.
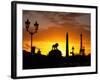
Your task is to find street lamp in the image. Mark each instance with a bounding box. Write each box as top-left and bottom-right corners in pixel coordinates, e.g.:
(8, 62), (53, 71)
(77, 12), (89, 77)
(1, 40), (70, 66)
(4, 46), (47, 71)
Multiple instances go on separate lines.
(25, 19), (30, 31)
(34, 21), (39, 33)
(25, 19), (39, 53)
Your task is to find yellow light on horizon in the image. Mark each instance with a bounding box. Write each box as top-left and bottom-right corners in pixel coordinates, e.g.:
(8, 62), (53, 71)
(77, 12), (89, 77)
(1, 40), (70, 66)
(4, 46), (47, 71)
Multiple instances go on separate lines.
(23, 40), (91, 56)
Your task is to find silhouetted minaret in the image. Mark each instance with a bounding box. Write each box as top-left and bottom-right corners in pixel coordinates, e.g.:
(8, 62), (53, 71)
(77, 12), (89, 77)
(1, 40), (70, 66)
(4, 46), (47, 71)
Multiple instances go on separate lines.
(66, 32), (69, 57)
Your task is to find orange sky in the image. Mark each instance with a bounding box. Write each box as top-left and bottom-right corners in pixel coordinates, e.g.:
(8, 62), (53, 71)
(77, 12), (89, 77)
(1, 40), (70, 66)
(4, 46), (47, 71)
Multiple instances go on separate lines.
(23, 10), (91, 56)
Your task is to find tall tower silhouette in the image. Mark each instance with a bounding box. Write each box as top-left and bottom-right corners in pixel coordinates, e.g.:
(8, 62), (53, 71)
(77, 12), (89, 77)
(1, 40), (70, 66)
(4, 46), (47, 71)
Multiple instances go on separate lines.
(80, 33), (82, 51)
(66, 32), (69, 57)
(80, 33), (83, 55)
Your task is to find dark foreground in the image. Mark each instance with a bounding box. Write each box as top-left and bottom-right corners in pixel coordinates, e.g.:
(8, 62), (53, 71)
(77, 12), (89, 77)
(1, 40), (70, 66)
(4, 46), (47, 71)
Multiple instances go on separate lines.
(23, 50), (91, 69)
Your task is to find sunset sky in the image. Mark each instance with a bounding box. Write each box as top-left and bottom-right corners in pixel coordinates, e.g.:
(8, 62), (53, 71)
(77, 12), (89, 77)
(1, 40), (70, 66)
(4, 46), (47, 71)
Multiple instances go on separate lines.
(23, 10), (91, 57)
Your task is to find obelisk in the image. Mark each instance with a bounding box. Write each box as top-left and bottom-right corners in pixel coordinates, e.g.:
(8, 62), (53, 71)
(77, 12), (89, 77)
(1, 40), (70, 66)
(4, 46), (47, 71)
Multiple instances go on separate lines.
(80, 33), (82, 55)
(66, 32), (69, 57)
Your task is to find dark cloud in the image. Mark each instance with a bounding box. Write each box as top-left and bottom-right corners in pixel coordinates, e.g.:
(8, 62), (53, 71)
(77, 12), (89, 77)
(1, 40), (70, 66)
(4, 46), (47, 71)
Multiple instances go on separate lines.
(23, 10), (90, 32)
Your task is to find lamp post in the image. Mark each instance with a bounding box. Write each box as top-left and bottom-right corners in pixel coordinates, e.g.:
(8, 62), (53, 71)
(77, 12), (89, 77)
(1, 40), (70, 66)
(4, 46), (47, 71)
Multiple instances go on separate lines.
(25, 19), (39, 53)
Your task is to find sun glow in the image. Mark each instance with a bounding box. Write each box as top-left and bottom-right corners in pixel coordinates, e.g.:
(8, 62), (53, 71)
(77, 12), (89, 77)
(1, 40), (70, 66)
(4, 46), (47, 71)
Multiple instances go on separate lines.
(23, 11), (91, 57)
(23, 39), (91, 57)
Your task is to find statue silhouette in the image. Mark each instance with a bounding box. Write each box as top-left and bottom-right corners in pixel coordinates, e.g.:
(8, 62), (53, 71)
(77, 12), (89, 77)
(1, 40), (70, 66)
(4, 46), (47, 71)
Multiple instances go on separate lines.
(37, 49), (41, 55)
(52, 43), (59, 50)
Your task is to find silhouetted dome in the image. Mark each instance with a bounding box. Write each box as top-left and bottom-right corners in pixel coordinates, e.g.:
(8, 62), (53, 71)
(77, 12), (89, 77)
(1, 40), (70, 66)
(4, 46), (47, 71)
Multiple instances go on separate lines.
(48, 49), (62, 57)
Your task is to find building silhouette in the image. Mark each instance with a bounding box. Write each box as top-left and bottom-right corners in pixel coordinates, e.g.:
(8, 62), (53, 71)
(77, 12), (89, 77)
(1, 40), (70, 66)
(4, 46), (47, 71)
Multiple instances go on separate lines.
(31, 46), (36, 53)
